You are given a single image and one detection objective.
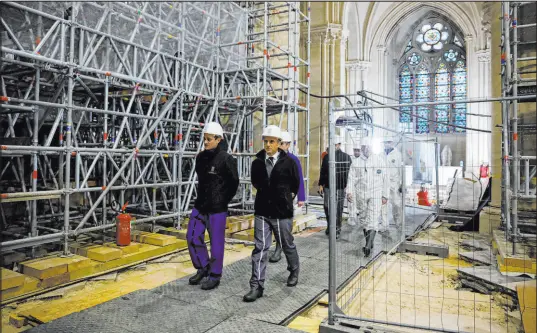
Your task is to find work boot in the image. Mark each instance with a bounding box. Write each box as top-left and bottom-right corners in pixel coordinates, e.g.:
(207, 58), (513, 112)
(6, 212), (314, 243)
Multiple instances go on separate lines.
(287, 268), (299, 287)
(269, 247), (282, 263)
(201, 278), (220, 290)
(243, 287), (264, 302)
(189, 267), (208, 285)
(364, 230), (376, 257)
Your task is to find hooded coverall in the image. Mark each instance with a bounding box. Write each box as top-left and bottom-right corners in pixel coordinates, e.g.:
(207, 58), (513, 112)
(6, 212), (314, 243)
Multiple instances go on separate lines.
(358, 153), (388, 233)
(385, 148), (402, 227)
(346, 155), (367, 224)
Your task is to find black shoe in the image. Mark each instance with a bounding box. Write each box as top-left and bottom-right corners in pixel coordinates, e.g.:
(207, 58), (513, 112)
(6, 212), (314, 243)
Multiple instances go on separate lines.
(189, 267), (208, 285)
(243, 287), (264, 302)
(336, 230), (341, 240)
(287, 268), (299, 287)
(201, 278), (220, 290)
(269, 248), (282, 263)
(363, 246), (371, 257)
(325, 228), (329, 235)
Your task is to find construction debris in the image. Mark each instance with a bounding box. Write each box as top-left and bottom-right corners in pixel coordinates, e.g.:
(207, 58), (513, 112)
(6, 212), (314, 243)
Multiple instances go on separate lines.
(459, 250), (494, 265)
(457, 266), (532, 296)
(397, 241), (449, 258)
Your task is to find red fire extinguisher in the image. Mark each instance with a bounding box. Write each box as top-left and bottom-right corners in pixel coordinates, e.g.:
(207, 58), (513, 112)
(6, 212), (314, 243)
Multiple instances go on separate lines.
(116, 202), (131, 246)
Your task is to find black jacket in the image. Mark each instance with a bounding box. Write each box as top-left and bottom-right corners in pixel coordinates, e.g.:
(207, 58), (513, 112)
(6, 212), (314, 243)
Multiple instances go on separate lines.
(194, 140), (239, 214)
(318, 149), (352, 190)
(251, 149), (299, 219)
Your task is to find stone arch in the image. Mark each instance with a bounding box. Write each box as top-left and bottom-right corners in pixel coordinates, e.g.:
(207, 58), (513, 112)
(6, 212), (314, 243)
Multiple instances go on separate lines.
(342, 2), (362, 60)
(366, 2), (481, 60)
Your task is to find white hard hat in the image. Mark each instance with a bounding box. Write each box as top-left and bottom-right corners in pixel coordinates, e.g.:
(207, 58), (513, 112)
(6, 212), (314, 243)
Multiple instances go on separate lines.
(280, 131), (292, 143)
(262, 125), (281, 139)
(203, 122), (223, 137)
(361, 136), (372, 146)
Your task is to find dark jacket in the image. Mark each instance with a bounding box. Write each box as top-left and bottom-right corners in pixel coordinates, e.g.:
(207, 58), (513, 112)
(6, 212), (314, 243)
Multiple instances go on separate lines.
(194, 140), (239, 214)
(251, 149), (300, 219)
(318, 149), (352, 190)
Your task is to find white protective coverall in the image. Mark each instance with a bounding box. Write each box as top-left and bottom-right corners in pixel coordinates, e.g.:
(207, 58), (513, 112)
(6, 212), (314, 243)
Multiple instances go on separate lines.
(358, 153), (388, 232)
(346, 153), (367, 224)
(441, 145), (453, 166)
(385, 148), (403, 227)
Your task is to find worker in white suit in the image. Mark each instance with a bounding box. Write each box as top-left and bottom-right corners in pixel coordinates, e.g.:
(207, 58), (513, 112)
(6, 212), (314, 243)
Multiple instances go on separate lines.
(358, 137), (388, 257)
(383, 138), (403, 229)
(346, 140), (366, 226)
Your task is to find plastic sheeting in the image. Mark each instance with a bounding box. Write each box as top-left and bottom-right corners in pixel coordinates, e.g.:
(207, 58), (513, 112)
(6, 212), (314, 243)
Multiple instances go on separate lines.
(441, 176), (489, 212)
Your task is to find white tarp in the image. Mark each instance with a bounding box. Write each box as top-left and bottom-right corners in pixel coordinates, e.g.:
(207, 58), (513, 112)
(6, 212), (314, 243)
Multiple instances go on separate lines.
(441, 176), (490, 211)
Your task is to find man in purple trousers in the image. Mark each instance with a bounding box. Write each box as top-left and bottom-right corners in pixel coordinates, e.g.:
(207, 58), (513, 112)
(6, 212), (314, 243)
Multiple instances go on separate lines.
(187, 122), (239, 290)
(269, 130), (306, 263)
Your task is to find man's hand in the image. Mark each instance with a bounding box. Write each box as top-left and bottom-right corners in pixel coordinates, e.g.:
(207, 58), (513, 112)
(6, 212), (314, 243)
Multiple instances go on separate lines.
(346, 192), (352, 202)
(298, 201), (304, 207)
(319, 185), (324, 195)
(382, 197), (388, 205)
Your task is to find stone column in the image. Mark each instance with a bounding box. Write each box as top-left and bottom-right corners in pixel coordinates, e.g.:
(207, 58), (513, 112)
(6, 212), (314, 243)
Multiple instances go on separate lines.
(375, 45), (390, 137)
(344, 60), (371, 152)
(306, 24), (345, 194)
(465, 37), (493, 176)
(477, 50), (492, 168)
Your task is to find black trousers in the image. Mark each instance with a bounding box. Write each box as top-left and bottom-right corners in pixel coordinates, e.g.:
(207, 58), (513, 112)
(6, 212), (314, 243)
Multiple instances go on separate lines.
(323, 187), (345, 232)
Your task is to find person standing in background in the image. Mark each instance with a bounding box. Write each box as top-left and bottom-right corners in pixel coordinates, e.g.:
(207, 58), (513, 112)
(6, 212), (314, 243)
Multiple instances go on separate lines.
(318, 141), (352, 239)
(384, 138), (403, 230)
(346, 140), (366, 226)
(358, 137), (388, 257)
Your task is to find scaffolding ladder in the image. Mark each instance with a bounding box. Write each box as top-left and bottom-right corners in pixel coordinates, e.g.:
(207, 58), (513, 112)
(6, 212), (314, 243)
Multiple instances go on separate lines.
(500, 1), (536, 251)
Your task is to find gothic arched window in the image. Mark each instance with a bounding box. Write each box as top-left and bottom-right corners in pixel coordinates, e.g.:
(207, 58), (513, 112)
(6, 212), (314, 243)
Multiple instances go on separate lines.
(398, 17), (467, 134)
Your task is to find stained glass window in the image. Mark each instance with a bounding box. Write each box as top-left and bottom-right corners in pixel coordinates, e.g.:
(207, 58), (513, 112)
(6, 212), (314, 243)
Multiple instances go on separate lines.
(407, 52), (421, 66)
(416, 22), (449, 52)
(452, 60), (467, 132)
(435, 63), (450, 133)
(399, 18), (465, 134)
(399, 65), (413, 125)
(443, 49), (458, 62)
(415, 65), (430, 134)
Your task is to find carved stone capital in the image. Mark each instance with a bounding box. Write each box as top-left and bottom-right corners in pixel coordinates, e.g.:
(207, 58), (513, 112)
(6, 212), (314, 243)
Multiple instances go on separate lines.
(476, 50), (491, 63)
(310, 24), (343, 44)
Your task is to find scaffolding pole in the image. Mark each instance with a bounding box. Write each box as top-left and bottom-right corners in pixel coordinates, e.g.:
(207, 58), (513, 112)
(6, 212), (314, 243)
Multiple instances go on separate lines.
(0, 1), (311, 254)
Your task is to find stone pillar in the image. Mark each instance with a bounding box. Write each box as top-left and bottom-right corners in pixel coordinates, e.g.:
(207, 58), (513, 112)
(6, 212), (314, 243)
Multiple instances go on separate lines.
(465, 40), (493, 177)
(375, 45), (390, 138)
(490, 2), (502, 208)
(344, 60), (371, 152)
(478, 50), (492, 169)
(307, 24), (345, 195)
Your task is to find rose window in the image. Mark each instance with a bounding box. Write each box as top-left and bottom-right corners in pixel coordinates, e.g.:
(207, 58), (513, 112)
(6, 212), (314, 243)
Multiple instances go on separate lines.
(416, 23), (449, 52)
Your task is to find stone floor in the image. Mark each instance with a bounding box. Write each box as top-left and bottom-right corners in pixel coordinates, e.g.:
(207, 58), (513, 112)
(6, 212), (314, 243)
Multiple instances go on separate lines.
(29, 208), (431, 333)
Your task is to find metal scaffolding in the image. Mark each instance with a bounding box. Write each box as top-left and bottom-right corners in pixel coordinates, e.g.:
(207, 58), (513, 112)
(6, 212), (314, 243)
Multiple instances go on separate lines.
(501, 1), (536, 251)
(0, 2), (311, 254)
